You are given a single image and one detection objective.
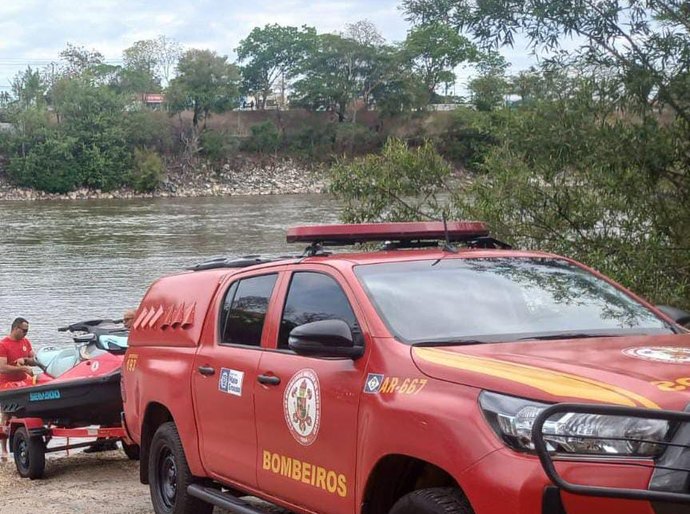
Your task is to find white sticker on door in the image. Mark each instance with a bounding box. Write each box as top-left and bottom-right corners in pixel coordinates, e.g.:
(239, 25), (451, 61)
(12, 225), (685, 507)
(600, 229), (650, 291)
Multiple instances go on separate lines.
(219, 368), (244, 397)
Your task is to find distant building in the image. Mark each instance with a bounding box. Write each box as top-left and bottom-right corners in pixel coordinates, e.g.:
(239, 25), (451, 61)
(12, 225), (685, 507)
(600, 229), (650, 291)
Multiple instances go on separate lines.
(427, 103), (466, 111)
(139, 93), (165, 109)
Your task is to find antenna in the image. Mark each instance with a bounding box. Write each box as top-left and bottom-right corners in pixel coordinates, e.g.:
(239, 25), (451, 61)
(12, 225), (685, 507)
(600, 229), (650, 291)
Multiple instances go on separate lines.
(442, 213), (458, 253)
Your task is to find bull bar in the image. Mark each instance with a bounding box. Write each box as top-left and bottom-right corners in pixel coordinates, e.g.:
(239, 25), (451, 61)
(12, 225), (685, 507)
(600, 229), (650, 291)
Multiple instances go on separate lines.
(532, 403), (690, 505)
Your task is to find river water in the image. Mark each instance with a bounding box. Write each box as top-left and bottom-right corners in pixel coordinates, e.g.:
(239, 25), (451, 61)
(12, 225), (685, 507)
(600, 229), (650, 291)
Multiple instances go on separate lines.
(0, 194), (340, 347)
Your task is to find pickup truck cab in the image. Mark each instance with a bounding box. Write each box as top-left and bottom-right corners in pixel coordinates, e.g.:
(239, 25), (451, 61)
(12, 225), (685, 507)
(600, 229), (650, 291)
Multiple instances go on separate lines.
(122, 222), (690, 514)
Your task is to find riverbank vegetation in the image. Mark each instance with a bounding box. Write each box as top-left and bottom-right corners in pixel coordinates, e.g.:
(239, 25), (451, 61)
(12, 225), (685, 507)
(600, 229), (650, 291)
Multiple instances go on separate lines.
(0, 19), (490, 194)
(333, 1), (690, 309)
(0, 2), (688, 307)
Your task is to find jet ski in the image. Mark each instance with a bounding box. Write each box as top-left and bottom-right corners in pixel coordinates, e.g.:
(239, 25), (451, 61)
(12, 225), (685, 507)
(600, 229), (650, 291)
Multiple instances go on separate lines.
(0, 319), (127, 427)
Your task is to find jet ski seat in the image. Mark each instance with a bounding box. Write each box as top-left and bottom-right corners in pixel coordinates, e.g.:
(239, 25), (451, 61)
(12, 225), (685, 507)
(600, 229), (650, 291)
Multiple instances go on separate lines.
(45, 348), (79, 378)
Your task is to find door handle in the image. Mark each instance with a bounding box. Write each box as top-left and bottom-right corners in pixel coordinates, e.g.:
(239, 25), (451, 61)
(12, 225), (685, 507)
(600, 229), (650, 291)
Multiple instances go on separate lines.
(198, 365), (215, 376)
(257, 374), (281, 386)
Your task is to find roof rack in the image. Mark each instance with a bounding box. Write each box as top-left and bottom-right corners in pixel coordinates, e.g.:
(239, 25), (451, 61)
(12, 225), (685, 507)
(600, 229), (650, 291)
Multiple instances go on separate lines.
(187, 255), (295, 272)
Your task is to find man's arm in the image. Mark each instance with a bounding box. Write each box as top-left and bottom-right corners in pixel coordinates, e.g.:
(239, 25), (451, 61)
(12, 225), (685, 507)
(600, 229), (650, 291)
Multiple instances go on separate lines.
(0, 356), (34, 376)
(16, 351), (38, 367)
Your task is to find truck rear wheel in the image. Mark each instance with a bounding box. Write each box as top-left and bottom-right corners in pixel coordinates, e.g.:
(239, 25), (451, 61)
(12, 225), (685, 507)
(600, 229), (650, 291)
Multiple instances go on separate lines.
(148, 422), (212, 514)
(389, 487), (473, 514)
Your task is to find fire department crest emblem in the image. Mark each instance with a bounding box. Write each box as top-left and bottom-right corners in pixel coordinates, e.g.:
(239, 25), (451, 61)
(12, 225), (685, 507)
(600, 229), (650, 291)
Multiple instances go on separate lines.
(283, 368), (321, 446)
(623, 346), (690, 364)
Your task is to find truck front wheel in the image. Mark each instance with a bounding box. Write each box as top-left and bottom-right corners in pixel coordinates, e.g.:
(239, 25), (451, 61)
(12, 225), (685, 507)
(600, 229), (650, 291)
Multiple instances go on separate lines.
(389, 487), (473, 514)
(148, 422), (212, 514)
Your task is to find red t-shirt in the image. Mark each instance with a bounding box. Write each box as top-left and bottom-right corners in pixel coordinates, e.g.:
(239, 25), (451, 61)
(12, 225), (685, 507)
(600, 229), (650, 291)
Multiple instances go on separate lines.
(0, 336), (33, 384)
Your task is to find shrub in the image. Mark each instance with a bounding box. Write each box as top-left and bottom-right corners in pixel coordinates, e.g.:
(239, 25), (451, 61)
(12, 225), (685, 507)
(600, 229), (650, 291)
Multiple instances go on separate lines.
(434, 108), (499, 170)
(286, 125), (335, 158)
(130, 148), (165, 192)
(242, 121), (281, 154)
(122, 111), (173, 154)
(200, 129), (240, 162)
(330, 138), (452, 223)
(334, 123), (381, 155)
(8, 134), (81, 193)
(76, 129), (131, 191)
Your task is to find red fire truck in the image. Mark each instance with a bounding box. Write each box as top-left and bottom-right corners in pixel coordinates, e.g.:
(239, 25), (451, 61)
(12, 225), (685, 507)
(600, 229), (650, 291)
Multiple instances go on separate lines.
(122, 222), (690, 514)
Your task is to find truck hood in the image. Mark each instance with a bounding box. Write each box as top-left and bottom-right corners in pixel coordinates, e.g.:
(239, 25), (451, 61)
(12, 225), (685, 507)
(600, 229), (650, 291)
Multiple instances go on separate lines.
(411, 334), (690, 410)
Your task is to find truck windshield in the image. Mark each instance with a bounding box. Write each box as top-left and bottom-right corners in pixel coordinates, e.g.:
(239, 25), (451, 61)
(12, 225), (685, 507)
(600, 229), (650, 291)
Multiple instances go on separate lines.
(354, 257), (674, 344)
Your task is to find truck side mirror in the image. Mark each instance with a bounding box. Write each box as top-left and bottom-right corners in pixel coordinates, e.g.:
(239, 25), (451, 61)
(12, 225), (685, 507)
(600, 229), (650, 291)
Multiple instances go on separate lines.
(656, 305), (690, 328)
(288, 320), (364, 359)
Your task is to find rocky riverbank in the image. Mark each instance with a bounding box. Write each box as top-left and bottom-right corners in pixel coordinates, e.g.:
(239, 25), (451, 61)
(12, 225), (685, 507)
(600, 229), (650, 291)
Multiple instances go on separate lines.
(0, 157), (327, 201)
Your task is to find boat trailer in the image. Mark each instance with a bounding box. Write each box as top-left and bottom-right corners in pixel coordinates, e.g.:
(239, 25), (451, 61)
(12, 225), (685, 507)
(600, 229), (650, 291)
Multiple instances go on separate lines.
(1, 417), (138, 479)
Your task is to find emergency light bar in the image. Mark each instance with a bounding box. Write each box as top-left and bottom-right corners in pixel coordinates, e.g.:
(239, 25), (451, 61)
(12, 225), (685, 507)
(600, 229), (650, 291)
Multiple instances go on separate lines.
(286, 221), (490, 245)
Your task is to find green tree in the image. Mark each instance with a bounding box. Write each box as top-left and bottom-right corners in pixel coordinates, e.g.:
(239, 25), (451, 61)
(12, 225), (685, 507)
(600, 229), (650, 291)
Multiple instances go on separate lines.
(120, 36), (182, 92)
(403, 0), (690, 123)
(153, 35), (183, 85)
(394, 0), (690, 306)
(292, 34), (361, 121)
(53, 77), (131, 190)
(330, 138), (453, 222)
(344, 20), (386, 47)
(371, 72), (428, 116)
(131, 147), (165, 192)
(467, 54), (509, 111)
(166, 49), (240, 130)
(292, 33), (397, 121)
(237, 24), (317, 109)
(121, 40), (163, 93)
(243, 121), (281, 154)
(56, 43), (105, 78)
(330, 75), (690, 308)
(402, 21), (478, 104)
(8, 133), (80, 193)
(11, 67), (47, 109)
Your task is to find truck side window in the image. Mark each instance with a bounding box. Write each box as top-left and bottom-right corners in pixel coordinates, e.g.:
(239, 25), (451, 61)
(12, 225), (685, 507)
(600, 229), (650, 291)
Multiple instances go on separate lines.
(278, 272), (357, 350)
(221, 274), (278, 347)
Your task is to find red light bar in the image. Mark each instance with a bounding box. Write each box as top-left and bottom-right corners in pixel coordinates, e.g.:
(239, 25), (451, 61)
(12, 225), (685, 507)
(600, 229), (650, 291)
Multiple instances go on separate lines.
(286, 221), (489, 244)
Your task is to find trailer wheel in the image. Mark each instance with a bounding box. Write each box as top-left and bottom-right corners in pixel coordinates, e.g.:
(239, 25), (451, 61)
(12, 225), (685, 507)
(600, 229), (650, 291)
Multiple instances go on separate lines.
(149, 422), (212, 514)
(13, 427), (46, 480)
(121, 441), (140, 461)
(389, 487), (474, 514)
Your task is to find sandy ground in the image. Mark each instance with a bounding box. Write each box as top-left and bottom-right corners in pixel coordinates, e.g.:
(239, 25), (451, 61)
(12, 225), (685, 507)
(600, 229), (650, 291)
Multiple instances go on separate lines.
(0, 450), (151, 514)
(0, 448), (290, 514)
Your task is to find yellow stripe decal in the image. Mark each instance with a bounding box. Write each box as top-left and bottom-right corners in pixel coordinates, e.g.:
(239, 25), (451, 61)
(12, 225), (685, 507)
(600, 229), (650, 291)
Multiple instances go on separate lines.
(414, 347), (660, 409)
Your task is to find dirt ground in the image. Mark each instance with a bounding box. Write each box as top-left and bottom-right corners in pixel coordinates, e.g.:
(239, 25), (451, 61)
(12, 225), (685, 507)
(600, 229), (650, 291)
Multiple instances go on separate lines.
(0, 450), (151, 513)
(0, 449), (290, 514)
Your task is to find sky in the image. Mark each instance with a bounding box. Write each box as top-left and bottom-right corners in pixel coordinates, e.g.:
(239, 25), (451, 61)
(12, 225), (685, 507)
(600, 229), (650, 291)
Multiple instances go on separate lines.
(0, 0), (537, 94)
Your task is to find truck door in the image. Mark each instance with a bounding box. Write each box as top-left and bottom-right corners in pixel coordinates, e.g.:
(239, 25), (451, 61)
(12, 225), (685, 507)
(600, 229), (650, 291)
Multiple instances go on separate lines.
(254, 269), (367, 514)
(192, 272), (279, 488)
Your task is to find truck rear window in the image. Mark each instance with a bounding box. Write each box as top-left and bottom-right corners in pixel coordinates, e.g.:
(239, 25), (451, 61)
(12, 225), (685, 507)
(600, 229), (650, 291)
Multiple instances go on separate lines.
(220, 274), (278, 347)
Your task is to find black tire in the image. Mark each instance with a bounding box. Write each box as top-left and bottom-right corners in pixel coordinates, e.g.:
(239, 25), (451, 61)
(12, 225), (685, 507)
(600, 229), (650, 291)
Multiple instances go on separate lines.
(148, 422), (212, 514)
(121, 440), (140, 461)
(389, 487), (473, 514)
(12, 427), (46, 480)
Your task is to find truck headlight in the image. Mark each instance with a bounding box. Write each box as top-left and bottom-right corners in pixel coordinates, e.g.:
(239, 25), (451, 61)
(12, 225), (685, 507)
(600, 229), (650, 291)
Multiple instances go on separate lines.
(479, 391), (672, 457)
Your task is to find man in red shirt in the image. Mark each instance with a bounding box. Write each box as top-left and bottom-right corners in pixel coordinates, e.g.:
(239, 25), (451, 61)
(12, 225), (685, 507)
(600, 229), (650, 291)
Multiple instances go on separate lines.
(0, 317), (37, 461)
